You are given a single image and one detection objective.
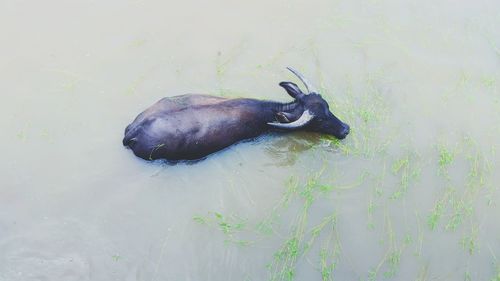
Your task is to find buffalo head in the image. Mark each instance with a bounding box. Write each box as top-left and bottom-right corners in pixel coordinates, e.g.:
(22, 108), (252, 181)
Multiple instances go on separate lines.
(268, 67), (350, 139)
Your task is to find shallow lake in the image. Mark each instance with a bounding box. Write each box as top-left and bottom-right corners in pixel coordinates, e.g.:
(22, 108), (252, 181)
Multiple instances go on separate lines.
(1, 0), (499, 280)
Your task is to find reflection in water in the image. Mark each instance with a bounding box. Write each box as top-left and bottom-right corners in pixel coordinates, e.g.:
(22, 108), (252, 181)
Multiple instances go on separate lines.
(264, 132), (340, 166)
(264, 133), (319, 166)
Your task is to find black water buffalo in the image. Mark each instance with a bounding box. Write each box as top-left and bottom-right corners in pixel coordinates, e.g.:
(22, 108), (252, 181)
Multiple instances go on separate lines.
(122, 67), (349, 161)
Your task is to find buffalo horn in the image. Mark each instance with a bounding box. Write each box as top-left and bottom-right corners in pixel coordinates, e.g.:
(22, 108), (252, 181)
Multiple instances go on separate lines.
(286, 67), (318, 94)
(267, 110), (315, 129)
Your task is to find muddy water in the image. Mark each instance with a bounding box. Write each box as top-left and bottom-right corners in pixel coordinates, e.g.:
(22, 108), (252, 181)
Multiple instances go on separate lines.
(1, 0), (500, 280)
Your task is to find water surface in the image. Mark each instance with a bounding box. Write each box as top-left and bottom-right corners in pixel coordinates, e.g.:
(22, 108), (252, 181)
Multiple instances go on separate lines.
(1, 0), (500, 280)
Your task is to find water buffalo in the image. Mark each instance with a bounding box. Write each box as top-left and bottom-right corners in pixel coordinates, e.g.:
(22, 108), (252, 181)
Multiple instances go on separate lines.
(122, 67), (349, 161)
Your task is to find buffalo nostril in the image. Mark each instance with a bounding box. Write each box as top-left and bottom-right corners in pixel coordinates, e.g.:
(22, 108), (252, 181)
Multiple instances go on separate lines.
(342, 124), (350, 136)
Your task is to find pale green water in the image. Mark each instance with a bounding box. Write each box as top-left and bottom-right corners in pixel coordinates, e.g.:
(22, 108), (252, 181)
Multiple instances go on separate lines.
(1, 1), (499, 280)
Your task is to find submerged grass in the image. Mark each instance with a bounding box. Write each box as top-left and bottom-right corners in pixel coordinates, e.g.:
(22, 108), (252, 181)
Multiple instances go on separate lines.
(368, 211), (412, 280)
(492, 264), (500, 281)
(256, 176), (300, 236)
(193, 166), (349, 281)
(317, 219), (339, 281)
(267, 169), (331, 281)
(460, 225), (479, 255)
(193, 212), (251, 246)
(390, 150), (421, 200)
(191, 51), (499, 279)
(324, 70), (391, 158)
(428, 136), (494, 233)
(437, 143), (455, 178)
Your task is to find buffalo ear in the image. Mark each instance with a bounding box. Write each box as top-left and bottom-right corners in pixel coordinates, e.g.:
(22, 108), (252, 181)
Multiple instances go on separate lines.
(279, 81), (305, 100)
(275, 112), (296, 123)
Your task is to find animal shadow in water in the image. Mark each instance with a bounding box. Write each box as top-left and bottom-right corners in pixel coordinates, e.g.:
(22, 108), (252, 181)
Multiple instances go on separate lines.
(264, 132), (325, 167)
(147, 132), (327, 175)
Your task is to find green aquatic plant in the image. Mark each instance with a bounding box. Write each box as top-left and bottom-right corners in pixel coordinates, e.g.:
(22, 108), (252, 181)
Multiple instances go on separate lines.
(189, 54), (498, 279)
(317, 218), (339, 281)
(192, 212), (250, 245)
(458, 71), (470, 88)
(368, 213), (410, 280)
(268, 211), (307, 281)
(437, 144), (455, 176)
(268, 212), (338, 281)
(367, 198), (376, 230)
(304, 214), (337, 254)
(464, 271), (472, 281)
(460, 226), (479, 255)
(415, 264), (429, 281)
(390, 151), (421, 200)
(129, 38), (146, 48)
(214, 212), (246, 235)
(383, 250), (402, 278)
(428, 189), (449, 230)
(445, 197), (473, 231)
(427, 135), (495, 233)
(193, 168), (344, 262)
(321, 70), (391, 158)
(16, 130), (27, 141)
(366, 163), (388, 230)
(492, 265), (500, 281)
(465, 144), (492, 191)
(254, 164), (351, 281)
(414, 211), (424, 257)
(488, 248), (500, 281)
(256, 176), (299, 235)
(481, 75), (496, 88)
(268, 174), (324, 281)
(319, 248), (336, 281)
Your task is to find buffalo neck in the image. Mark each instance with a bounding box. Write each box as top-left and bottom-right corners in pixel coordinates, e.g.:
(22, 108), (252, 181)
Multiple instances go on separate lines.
(226, 98), (304, 125)
(259, 99), (303, 122)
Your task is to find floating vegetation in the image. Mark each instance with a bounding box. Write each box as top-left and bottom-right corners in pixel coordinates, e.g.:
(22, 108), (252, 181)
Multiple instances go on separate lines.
(427, 135), (495, 234)
(492, 266), (500, 281)
(193, 212), (251, 246)
(192, 89), (498, 280)
(367, 212), (411, 280)
(390, 150), (421, 200)
(256, 176), (300, 236)
(481, 75), (496, 89)
(264, 169), (339, 280)
(192, 51), (499, 280)
(267, 211), (338, 281)
(325, 75), (390, 158)
(193, 167), (354, 281)
(460, 225), (478, 255)
(437, 143), (455, 177)
(317, 221), (339, 281)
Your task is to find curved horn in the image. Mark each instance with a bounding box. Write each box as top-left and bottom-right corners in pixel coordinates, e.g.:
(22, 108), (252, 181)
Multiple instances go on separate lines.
(286, 67), (318, 94)
(267, 110), (315, 129)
